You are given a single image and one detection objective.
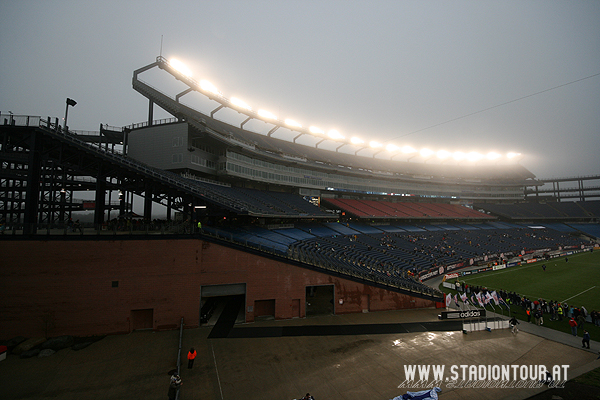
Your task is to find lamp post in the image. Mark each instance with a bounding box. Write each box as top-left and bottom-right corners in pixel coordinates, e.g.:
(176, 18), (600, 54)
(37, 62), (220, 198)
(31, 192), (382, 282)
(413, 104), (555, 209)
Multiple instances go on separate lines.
(64, 98), (77, 131)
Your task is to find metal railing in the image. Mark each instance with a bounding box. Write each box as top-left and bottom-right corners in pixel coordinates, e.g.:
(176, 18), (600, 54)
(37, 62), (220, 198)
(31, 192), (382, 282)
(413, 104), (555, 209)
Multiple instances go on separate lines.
(2, 114), (251, 213)
(1, 114), (41, 127)
(0, 221), (193, 236)
(176, 317), (184, 400)
(126, 117), (179, 130)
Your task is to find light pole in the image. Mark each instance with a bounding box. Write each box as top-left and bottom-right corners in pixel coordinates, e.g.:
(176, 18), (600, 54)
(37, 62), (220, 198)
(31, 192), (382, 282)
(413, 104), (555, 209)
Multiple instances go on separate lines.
(63, 98), (77, 131)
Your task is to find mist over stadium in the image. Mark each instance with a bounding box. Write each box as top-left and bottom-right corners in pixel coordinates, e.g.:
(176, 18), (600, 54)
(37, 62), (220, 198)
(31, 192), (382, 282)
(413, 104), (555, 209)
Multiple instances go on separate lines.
(2, 2), (600, 399)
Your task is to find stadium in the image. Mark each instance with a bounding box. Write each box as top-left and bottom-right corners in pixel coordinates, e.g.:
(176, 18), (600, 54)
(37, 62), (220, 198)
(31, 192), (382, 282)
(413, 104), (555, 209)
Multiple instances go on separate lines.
(1, 56), (600, 399)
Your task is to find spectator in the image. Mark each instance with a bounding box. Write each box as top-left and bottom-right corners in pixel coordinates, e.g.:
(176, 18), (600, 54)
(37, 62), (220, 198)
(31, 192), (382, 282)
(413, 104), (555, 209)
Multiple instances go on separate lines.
(577, 313), (586, 330)
(557, 305), (564, 321)
(168, 374), (182, 400)
(569, 318), (578, 336)
(582, 330), (590, 349)
(187, 347), (197, 369)
(509, 316), (519, 334)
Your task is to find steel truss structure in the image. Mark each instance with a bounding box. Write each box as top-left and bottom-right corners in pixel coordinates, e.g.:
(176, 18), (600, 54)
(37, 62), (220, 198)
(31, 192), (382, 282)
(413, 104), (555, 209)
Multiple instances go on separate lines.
(0, 115), (221, 234)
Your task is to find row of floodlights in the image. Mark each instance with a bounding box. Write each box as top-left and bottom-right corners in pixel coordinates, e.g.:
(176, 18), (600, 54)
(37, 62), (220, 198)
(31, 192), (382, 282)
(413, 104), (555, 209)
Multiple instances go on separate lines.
(169, 58), (522, 161)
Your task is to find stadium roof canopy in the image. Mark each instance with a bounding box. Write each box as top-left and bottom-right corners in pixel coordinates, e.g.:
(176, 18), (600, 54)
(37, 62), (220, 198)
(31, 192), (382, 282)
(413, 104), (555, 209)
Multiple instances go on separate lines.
(132, 57), (535, 183)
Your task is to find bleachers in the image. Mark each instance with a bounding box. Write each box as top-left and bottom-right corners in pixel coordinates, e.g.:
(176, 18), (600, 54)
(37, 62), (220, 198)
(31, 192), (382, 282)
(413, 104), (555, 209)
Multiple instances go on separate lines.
(551, 202), (588, 218)
(377, 225), (407, 233)
(323, 222), (360, 235)
(288, 222), (591, 285)
(272, 228), (315, 241)
(476, 201), (600, 220)
(203, 219), (593, 299)
(578, 200), (600, 217)
(539, 223), (577, 233)
(176, 175), (330, 218)
(324, 198), (493, 220)
(567, 223), (600, 239)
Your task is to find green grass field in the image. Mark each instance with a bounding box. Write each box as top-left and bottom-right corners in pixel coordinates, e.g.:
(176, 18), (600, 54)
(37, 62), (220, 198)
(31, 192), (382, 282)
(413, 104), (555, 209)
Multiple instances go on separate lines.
(460, 250), (600, 310)
(441, 250), (600, 337)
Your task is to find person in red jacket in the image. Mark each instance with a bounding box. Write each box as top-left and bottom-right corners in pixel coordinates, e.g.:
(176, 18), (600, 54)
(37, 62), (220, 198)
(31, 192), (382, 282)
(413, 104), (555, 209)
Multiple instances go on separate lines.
(569, 318), (578, 336)
(187, 347), (197, 369)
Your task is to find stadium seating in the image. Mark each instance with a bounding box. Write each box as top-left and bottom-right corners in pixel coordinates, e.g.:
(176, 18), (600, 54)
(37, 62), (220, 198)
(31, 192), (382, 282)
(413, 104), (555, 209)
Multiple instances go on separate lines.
(324, 198), (494, 220)
(475, 201), (600, 220)
(566, 223), (600, 239)
(287, 223), (590, 289)
(578, 200), (600, 217)
(175, 174), (330, 217)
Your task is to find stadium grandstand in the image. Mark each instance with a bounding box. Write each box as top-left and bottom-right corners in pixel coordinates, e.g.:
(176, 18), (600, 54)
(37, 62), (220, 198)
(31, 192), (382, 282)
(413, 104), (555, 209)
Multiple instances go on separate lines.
(1, 56), (599, 338)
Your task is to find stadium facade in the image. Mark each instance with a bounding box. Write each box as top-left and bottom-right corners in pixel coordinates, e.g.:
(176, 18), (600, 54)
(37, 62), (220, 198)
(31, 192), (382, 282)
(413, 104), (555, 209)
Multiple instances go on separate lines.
(128, 56), (536, 204)
(1, 57), (598, 339)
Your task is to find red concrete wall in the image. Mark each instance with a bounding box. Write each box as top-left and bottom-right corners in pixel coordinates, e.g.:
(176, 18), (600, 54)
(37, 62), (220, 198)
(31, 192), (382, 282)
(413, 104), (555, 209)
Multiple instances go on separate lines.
(0, 239), (435, 338)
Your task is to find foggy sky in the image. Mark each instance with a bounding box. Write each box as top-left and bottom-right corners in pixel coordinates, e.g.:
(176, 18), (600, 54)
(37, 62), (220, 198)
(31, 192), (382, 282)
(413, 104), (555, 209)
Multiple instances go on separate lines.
(1, 1), (599, 179)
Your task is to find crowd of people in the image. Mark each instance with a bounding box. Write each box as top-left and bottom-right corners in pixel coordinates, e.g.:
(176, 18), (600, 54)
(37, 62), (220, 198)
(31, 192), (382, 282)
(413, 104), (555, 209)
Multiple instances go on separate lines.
(456, 283), (600, 338)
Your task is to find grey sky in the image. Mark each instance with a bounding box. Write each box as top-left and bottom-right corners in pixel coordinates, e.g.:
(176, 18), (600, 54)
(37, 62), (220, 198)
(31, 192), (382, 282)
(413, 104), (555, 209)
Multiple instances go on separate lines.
(1, 1), (599, 179)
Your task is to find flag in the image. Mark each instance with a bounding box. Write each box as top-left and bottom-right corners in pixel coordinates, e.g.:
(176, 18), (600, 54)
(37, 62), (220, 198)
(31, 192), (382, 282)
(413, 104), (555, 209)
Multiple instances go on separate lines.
(460, 293), (468, 304)
(445, 293), (451, 307)
(485, 292), (496, 309)
(471, 295), (476, 306)
(454, 294), (459, 307)
(396, 387), (442, 400)
(499, 295), (508, 308)
(491, 291), (500, 306)
(485, 292), (493, 304)
(475, 292), (485, 308)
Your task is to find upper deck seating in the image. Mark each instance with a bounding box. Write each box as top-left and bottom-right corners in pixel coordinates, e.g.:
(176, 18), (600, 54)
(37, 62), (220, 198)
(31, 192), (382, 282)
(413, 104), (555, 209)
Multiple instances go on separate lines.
(325, 198), (493, 219)
(476, 201), (600, 220)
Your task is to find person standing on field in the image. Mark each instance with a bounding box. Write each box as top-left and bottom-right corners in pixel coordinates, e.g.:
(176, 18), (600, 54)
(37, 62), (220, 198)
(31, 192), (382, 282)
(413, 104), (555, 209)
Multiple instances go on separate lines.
(569, 318), (578, 336)
(187, 347), (197, 369)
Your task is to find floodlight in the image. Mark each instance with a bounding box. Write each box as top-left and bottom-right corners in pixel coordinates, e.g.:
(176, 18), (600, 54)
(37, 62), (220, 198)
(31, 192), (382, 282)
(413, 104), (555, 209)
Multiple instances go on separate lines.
(386, 144), (399, 152)
(231, 97), (252, 111)
(507, 152), (521, 159)
(309, 126), (324, 134)
(436, 150), (451, 159)
(401, 145), (417, 154)
(369, 141), (383, 148)
(453, 151), (466, 161)
(200, 80), (221, 95)
(466, 151), (483, 162)
(486, 152), (501, 160)
(285, 119), (302, 128)
(170, 58), (193, 77)
(420, 148), (434, 158)
(327, 130), (345, 140)
(63, 97), (77, 131)
(258, 109), (278, 120)
(351, 137), (364, 145)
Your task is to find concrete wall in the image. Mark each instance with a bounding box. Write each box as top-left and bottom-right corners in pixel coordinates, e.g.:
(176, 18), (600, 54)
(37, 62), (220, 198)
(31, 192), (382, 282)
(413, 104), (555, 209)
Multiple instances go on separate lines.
(0, 238), (435, 338)
(127, 123), (189, 170)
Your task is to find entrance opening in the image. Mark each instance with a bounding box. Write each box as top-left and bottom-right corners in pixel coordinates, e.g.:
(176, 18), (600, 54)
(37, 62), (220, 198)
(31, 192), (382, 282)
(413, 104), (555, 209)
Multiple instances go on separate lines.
(200, 283), (246, 327)
(306, 285), (334, 316)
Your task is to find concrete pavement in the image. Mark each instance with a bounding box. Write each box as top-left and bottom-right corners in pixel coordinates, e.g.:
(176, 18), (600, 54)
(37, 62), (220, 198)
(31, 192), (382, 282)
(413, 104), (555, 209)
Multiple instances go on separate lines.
(2, 307), (599, 400)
